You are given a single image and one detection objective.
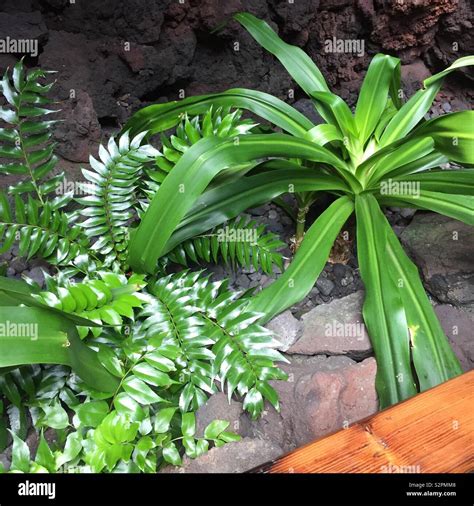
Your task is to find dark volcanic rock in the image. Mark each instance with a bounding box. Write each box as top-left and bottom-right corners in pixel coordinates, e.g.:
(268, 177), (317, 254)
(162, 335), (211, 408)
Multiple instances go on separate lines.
(401, 214), (474, 305)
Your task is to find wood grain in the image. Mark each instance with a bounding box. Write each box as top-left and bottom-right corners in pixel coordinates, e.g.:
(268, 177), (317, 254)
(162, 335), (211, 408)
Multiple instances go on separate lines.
(251, 370), (474, 473)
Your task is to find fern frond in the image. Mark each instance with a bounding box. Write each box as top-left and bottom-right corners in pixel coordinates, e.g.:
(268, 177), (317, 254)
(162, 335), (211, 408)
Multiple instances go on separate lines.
(75, 132), (160, 269)
(167, 216), (285, 275)
(0, 60), (61, 202)
(32, 272), (146, 338)
(156, 107), (256, 175)
(135, 107), (257, 216)
(0, 190), (89, 265)
(140, 271), (287, 418)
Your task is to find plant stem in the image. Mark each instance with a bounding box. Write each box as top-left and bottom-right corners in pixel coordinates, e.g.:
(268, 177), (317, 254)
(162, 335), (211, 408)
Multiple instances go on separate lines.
(295, 205), (309, 251)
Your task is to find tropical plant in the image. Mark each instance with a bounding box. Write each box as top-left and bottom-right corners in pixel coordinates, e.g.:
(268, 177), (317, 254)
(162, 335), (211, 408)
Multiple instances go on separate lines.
(124, 13), (474, 408)
(0, 60), (288, 473)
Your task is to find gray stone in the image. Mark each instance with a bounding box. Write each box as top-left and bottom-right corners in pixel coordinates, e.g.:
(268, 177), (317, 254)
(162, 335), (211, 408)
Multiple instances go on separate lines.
(400, 207), (416, 219)
(265, 310), (302, 351)
(195, 393), (244, 438)
(235, 274), (250, 289)
(249, 206), (267, 216)
(316, 277), (335, 296)
(240, 354), (377, 451)
(25, 267), (46, 288)
(163, 438), (283, 473)
(401, 214), (474, 305)
(288, 291), (372, 359)
(434, 304), (474, 372)
(268, 210), (278, 220)
(10, 257), (27, 273)
(291, 357), (378, 446)
(340, 275), (354, 287)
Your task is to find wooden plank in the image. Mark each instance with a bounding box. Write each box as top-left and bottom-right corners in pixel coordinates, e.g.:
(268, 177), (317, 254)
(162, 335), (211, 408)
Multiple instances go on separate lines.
(251, 370), (474, 473)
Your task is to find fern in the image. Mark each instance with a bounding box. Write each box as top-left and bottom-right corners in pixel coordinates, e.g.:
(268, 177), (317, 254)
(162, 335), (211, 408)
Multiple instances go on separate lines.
(75, 132), (159, 270)
(167, 216), (285, 275)
(136, 107), (257, 216)
(0, 60), (62, 203)
(141, 271), (287, 418)
(32, 272), (146, 338)
(0, 191), (90, 265)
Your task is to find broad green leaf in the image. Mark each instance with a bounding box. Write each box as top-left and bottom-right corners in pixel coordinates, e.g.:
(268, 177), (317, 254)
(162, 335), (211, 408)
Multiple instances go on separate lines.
(35, 432), (56, 473)
(162, 442), (182, 466)
(234, 13), (329, 95)
(181, 412), (196, 437)
(129, 134), (354, 273)
(380, 56), (474, 146)
(409, 111), (474, 164)
(9, 430), (30, 473)
(167, 165), (349, 254)
(124, 88), (314, 138)
(154, 407), (177, 433)
(248, 196), (354, 322)
(379, 190), (474, 225)
(122, 376), (163, 405)
(40, 400), (69, 429)
(203, 419), (229, 440)
(75, 400), (109, 428)
(0, 305), (118, 393)
(384, 221), (462, 389)
(355, 194), (417, 407)
(396, 169), (474, 195)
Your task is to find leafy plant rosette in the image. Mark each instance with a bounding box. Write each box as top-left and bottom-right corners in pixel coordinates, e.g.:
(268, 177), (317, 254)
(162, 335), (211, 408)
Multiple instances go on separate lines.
(0, 60), (288, 473)
(124, 14), (473, 407)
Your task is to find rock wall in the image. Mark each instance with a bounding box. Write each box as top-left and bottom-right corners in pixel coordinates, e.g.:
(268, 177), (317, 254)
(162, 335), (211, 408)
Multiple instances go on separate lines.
(0, 0), (473, 170)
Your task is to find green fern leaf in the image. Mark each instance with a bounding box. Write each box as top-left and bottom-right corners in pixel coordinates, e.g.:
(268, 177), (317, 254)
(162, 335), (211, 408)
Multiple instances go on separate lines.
(168, 216), (285, 275)
(75, 132), (159, 269)
(0, 190), (89, 265)
(32, 272), (147, 339)
(136, 107), (257, 216)
(0, 60), (60, 203)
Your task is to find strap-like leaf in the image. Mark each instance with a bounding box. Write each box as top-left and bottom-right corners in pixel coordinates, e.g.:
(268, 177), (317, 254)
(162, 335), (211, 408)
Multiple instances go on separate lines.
(128, 134), (355, 273)
(0, 306), (119, 393)
(355, 54), (400, 145)
(234, 12), (329, 95)
(355, 194), (417, 407)
(378, 190), (474, 225)
(380, 56), (474, 146)
(124, 88), (314, 139)
(247, 196), (354, 322)
(385, 222), (462, 390)
(408, 111), (474, 164)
